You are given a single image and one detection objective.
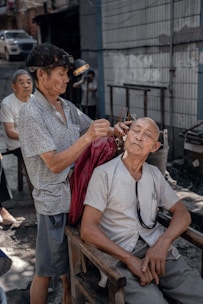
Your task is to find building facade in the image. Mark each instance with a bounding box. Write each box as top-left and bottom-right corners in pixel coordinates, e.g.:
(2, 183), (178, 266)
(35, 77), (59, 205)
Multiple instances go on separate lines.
(80, 0), (203, 159)
(1, 0), (203, 159)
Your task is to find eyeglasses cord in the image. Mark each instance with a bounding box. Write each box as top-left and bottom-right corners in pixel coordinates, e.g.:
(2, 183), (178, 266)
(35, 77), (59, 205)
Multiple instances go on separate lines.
(136, 181), (158, 229)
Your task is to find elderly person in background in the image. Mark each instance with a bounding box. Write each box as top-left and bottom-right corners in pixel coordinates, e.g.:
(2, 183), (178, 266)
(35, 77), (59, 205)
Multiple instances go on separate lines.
(0, 69), (33, 159)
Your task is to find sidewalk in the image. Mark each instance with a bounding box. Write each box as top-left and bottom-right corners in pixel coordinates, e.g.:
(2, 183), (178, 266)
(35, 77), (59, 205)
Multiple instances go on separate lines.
(0, 126), (203, 303)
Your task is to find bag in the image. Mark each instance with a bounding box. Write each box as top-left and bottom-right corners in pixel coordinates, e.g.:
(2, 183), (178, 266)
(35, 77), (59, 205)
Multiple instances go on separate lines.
(68, 137), (118, 226)
(0, 160), (13, 203)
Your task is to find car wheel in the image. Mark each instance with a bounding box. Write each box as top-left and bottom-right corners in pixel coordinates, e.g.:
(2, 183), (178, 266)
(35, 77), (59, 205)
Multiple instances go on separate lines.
(5, 49), (10, 61)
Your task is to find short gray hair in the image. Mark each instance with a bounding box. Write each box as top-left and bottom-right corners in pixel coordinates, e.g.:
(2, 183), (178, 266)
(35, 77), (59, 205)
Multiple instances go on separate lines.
(12, 69), (32, 84)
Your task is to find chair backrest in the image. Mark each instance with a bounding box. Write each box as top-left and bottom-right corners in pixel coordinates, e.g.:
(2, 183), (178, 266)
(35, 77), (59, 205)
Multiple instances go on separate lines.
(147, 129), (169, 175)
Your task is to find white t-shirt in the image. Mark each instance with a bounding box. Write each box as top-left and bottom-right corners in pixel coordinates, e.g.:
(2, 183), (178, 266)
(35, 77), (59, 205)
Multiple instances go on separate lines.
(0, 93), (32, 151)
(81, 79), (97, 106)
(84, 155), (180, 253)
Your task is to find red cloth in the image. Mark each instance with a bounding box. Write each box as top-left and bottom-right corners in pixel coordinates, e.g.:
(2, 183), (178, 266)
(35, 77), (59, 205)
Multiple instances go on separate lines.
(68, 137), (118, 226)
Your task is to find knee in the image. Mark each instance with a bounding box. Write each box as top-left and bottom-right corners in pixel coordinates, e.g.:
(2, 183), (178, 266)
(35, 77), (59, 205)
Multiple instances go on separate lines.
(125, 283), (168, 304)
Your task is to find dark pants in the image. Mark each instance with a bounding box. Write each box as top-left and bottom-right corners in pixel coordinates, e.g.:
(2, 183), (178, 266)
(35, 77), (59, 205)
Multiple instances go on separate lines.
(117, 242), (203, 304)
(10, 147), (23, 159)
(0, 160), (12, 205)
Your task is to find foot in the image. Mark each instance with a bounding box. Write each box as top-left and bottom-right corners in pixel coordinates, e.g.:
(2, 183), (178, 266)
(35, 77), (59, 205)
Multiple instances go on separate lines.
(0, 207), (16, 225)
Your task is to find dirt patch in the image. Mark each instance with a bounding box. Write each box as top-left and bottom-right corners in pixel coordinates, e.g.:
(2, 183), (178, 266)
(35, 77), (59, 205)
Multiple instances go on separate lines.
(0, 204), (63, 304)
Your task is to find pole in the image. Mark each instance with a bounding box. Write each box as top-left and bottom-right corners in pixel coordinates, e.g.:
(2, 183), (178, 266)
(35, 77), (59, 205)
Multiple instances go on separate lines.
(169, 0), (174, 158)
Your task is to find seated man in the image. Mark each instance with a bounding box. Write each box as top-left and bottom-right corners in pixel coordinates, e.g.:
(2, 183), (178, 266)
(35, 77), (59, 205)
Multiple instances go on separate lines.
(81, 117), (203, 304)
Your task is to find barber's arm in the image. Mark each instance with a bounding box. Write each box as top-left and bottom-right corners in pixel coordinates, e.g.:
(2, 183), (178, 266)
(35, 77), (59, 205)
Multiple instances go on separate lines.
(142, 200), (191, 281)
(40, 119), (112, 172)
(81, 205), (157, 286)
(41, 119), (130, 173)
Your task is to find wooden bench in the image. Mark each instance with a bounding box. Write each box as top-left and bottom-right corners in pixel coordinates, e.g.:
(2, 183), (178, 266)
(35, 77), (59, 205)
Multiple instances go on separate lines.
(1, 150), (33, 195)
(65, 213), (203, 304)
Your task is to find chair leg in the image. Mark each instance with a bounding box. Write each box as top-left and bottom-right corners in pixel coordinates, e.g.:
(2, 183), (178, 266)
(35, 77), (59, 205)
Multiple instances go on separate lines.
(17, 157), (33, 197)
(25, 168), (34, 196)
(17, 158), (24, 191)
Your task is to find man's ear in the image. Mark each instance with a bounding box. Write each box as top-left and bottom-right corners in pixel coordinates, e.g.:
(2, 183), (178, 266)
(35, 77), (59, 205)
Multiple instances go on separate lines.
(151, 141), (161, 153)
(37, 68), (45, 80)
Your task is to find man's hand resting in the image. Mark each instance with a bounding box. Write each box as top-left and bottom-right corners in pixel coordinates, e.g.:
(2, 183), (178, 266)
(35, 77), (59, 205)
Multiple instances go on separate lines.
(125, 254), (158, 286)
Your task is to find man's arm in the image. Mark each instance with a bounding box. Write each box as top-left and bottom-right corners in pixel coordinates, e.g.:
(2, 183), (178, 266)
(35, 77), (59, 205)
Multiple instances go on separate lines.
(40, 120), (130, 173)
(73, 78), (84, 88)
(1, 103), (19, 140)
(40, 119), (111, 172)
(142, 200), (191, 280)
(81, 205), (158, 286)
(3, 122), (19, 140)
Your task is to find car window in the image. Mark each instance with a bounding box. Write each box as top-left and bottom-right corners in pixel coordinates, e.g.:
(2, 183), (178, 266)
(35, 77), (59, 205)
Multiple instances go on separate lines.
(5, 32), (30, 39)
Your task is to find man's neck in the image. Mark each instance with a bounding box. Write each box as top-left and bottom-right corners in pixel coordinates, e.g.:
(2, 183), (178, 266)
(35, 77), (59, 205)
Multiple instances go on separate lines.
(122, 156), (143, 181)
(36, 86), (59, 106)
(15, 93), (30, 102)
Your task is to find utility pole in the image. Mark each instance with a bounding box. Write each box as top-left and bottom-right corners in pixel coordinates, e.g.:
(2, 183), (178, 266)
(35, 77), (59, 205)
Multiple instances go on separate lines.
(15, 0), (22, 29)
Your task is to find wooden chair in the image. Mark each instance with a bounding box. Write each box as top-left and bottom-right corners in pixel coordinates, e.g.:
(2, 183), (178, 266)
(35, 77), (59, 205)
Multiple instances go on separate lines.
(65, 213), (203, 304)
(147, 129), (169, 175)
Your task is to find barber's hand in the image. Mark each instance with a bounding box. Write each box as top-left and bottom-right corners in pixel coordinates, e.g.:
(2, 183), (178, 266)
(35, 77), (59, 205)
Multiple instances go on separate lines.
(141, 242), (169, 284)
(125, 255), (154, 286)
(85, 119), (111, 142)
(113, 120), (132, 138)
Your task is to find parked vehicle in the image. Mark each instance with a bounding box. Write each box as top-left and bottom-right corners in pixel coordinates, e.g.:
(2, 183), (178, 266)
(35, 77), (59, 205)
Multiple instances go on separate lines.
(0, 29), (37, 61)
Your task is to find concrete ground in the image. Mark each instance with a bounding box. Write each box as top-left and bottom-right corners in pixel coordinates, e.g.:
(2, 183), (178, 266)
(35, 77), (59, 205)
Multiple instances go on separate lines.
(0, 125), (203, 303)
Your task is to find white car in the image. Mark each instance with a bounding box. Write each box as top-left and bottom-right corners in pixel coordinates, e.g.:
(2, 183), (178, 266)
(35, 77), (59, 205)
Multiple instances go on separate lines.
(0, 29), (37, 61)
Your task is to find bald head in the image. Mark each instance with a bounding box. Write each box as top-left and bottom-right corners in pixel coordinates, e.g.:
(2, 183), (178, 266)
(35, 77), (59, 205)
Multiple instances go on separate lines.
(130, 117), (160, 141)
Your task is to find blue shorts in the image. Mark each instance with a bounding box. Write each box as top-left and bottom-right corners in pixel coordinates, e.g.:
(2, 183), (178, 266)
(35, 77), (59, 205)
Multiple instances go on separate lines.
(35, 212), (69, 277)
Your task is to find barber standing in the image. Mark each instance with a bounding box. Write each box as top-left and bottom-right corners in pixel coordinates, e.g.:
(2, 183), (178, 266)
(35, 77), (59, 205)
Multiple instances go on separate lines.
(18, 42), (128, 304)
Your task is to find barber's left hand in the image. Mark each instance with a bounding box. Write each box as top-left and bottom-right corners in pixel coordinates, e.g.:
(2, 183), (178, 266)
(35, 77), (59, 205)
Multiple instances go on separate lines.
(113, 120), (132, 137)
